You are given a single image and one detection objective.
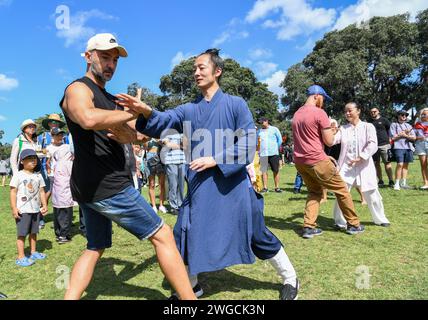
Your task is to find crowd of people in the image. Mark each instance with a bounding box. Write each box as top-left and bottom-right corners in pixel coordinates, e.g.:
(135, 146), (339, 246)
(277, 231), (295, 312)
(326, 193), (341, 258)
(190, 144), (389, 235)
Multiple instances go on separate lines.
(1, 32), (428, 300)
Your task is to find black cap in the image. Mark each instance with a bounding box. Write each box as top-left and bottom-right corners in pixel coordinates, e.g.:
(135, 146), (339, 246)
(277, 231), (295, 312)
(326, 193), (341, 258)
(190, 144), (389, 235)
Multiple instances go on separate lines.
(18, 149), (41, 172)
(51, 127), (66, 136)
(397, 110), (409, 116)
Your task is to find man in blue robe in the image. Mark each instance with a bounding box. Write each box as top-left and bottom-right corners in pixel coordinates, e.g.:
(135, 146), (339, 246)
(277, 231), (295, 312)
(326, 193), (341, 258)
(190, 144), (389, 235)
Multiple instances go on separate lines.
(115, 49), (299, 300)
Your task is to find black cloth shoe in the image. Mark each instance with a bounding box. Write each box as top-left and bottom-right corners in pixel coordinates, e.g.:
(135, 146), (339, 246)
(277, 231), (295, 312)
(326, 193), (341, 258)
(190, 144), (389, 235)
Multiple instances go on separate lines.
(280, 279), (299, 300)
(57, 236), (71, 244)
(260, 188), (269, 193)
(346, 224), (365, 235)
(388, 180), (395, 188)
(274, 188), (282, 193)
(168, 283), (204, 300)
(378, 180), (385, 187)
(302, 227), (323, 239)
(293, 189), (301, 194)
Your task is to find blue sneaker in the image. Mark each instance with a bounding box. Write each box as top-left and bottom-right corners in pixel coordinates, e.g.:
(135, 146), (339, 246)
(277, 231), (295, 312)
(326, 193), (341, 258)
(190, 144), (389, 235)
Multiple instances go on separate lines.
(346, 225), (365, 235)
(16, 257), (35, 267)
(29, 252), (46, 260)
(302, 227), (323, 239)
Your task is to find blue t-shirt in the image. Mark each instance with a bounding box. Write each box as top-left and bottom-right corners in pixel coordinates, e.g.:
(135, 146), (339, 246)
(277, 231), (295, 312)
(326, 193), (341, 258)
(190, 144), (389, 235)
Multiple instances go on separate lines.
(258, 126), (282, 157)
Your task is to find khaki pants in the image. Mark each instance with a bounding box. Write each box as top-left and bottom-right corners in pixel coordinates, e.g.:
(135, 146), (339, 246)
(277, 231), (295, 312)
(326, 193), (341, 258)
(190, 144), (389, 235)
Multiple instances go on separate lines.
(295, 159), (360, 229)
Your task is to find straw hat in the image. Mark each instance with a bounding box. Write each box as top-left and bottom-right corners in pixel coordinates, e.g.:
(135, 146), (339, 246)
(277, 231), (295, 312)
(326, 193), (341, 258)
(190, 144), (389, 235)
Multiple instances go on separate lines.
(42, 114), (65, 130)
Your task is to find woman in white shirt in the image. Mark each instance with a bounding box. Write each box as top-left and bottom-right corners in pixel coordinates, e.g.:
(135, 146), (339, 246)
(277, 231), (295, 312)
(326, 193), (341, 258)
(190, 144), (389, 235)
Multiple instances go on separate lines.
(414, 107), (428, 189)
(10, 119), (40, 176)
(332, 102), (390, 228)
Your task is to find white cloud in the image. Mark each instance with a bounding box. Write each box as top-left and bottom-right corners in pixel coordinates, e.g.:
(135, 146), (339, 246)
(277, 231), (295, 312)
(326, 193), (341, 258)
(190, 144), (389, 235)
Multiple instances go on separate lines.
(249, 48), (273, 60)
(171, 51), (194, 69)
(334, 0), (428, 30)
(246, 0), (336, 40)
(0, 74), (18, 91)
(254, 61), (278, 78)
(0, 0), (12, 7)
(56, 9), (118, 48)
(55, 68), (73, 81)
(212, 18), (249, 47)
(296, 37), (315, 51)
(0, 114), (6, 121)
(262, 70), (286, 96)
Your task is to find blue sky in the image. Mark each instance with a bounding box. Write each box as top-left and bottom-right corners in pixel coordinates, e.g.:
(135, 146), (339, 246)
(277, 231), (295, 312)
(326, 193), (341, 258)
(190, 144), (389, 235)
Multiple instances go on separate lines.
(0, 0), (427, 143)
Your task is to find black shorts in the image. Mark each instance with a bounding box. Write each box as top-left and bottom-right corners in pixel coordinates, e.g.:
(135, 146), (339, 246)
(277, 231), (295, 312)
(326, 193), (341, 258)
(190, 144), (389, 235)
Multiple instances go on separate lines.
(260, 155), (281, 173)
(16, 212), (40, 237)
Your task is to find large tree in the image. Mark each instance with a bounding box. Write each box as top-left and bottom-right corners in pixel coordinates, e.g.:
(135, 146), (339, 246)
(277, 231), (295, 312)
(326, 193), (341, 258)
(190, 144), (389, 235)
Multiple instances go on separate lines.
(412, 9), (428, 108)
(281, 13), (421, 121)
(158, 57), (280, 121)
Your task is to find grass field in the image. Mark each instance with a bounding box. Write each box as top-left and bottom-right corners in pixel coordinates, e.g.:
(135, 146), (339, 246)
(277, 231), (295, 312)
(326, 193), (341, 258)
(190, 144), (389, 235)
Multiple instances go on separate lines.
(0, 163), (427, 300)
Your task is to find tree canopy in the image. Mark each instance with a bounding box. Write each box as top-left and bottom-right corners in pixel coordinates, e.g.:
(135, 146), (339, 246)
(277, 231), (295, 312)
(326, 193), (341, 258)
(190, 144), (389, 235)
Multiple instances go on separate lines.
(129, 57), (281, 124)
(281, 10), (427, 122)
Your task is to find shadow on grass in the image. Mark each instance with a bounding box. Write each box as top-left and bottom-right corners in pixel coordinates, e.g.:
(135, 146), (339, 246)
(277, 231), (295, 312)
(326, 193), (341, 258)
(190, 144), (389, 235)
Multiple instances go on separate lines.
(36, 239), (52, 253)
(199, 269), (281, 298)
(264, 212), (338, 236)
(83, 255), (163, 300)
(161, 269), (281, 299)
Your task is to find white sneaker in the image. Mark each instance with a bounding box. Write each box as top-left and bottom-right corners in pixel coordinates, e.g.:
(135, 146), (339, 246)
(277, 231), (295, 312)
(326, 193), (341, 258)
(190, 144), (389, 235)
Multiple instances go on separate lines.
(394, 185), (400, 191)
(158, 205), (167, 214)
(152, 206), (158, 213)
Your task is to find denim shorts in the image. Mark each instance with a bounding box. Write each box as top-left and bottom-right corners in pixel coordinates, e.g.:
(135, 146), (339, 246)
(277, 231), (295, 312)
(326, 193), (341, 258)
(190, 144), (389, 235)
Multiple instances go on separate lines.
(79, 186), (164, 250)
(415, 140), (428, 156)
(393, 149), (414, 163)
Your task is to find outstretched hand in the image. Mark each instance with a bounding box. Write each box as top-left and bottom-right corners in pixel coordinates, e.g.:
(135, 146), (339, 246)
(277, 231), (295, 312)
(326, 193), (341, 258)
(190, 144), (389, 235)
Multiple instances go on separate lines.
(115, 93), (152, 118)
(107, 123), (137, 144)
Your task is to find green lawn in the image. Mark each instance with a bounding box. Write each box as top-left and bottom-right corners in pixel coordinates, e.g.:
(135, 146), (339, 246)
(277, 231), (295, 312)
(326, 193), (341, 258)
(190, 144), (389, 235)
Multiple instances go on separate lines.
(0, 163), (427, 300)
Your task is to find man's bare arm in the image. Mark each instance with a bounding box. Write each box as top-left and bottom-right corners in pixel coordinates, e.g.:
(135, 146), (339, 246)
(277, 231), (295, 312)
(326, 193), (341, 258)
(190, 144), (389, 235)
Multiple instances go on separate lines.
(321, 127), (334, 147)
(62, 82), (137, 131)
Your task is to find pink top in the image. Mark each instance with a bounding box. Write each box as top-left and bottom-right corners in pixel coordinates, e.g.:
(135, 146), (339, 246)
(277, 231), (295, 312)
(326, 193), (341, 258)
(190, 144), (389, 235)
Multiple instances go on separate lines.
(52, 145), (74, 208)
(292, 105), (331, 165)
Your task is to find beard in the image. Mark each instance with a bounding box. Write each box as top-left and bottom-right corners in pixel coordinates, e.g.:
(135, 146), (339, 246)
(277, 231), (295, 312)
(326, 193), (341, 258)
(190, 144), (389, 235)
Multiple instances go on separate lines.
(315, 96), (324, 109)
(90, 64), (114, 83)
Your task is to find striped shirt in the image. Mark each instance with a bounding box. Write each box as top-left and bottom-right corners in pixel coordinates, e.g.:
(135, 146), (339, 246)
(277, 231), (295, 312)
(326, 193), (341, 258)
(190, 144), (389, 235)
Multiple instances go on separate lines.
(162, 134), (185, 165)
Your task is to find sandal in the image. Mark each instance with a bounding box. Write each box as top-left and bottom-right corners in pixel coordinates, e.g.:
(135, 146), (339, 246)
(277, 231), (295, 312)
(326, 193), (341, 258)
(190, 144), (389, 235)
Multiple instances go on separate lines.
(16, 257), (34, 267)
(29, 252), (46, 260)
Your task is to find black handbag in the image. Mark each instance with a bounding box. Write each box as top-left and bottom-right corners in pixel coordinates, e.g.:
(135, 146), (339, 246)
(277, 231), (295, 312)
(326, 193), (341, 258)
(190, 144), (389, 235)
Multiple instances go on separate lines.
(147, 153), (161, 167)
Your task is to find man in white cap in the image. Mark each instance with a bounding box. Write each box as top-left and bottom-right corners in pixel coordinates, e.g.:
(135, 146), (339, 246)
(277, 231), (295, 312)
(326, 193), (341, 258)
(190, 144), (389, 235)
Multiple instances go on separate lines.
(59, 33), (196, 300)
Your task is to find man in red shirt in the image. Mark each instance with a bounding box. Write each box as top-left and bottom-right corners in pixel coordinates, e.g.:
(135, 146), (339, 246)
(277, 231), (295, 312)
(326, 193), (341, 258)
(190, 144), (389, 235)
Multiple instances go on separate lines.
(292, 85), (364, 238)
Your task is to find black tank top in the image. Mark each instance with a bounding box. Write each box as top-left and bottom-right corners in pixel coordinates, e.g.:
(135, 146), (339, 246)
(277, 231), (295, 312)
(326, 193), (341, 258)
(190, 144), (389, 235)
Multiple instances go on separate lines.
(59, 76), (132, 202)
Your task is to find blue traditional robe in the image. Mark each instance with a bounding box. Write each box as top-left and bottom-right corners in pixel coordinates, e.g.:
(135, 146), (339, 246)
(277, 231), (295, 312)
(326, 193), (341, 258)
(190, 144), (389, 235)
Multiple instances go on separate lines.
(136, 89), (257, 275)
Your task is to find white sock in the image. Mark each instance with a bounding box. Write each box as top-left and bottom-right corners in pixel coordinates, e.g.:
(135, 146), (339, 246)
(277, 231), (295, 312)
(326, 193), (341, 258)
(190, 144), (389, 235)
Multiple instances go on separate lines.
(268, 247), (297, 286)
(395, 180), (400, 187)
(186, 266), (198, 287)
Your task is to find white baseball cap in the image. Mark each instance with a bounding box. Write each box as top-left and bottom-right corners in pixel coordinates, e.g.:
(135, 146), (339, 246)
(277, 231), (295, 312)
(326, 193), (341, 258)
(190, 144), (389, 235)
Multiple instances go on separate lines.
(81, 33), (128, 58)
(20, 119), (37, 131)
